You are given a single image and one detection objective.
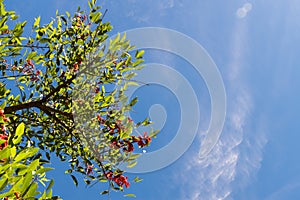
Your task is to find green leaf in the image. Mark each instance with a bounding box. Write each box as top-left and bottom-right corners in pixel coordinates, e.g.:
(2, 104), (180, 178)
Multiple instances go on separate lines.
(132, 59), (144, 67)
(66, 11), (70, 18)
(46, 179), (54, 192)
(39, 190), (47, 200)
(124, 193), (136, 198)
(0, 146), (10, 160)
(36, 167), (54, 174)
(0, 2), (7, 16)
(0, 178), (8, 191)
(0, 139), (6, 145)
(127, 81), (139, 86)
(133, 176), (143, 183)
(0, 101), (6, 109)
(14, 147), (39, 162)
(22, 172), (33, 192)
(90, 12), (101, 23)
(24, 182), (38, 198)
(128, 153), (140, 160)
(46, 189), (53, 198)
(135, 50), (144, 59)
(34, 16), (40, 28)
(0, 191), (13, 198)
(88, 1), (93, 9)
(39, 38), (50, 44)
(127, 161), (137, 168)
(10, 146), (16, 158)
(129, 97), (138, 106)
(27, 159), (39, 171)
(13, 122), (25, 144)
(27, 51), (37, 59)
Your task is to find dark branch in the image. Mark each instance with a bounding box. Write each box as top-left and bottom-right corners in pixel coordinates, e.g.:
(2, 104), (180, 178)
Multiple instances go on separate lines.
(41, 75), (76, 102)
(40, 105), (72, 132)
(36, 104), (73, 119)
(4, 100), (42, 114)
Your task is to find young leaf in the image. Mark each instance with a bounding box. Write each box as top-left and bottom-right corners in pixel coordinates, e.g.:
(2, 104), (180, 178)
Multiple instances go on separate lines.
(13, 122), (25, 144)
(14, 147), (39, 162)
(46, 179), (54, 192)
(133, 176), (143, 183)
(135, 50), (144, 59)
(33, 16), (40, 28)
(129, 97), (138, 106)
(124, 193), (136, 198)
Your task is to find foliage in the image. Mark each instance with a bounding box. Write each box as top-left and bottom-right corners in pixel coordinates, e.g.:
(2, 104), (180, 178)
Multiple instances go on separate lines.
(0, 0), (157, 198)
(0, 122), (56, 200)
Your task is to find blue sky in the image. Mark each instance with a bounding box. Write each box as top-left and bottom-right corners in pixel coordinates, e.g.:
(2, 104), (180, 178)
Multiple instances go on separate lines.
(4, 0), (300, 199)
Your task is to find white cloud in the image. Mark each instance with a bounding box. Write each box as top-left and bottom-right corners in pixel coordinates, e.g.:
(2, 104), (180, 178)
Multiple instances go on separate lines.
(179, 94), (248, 200)
(159, 0), (175, 9)
(236, 2), (253, 19)
(178, 86), (267, 200)
(177, 9), (267, 200)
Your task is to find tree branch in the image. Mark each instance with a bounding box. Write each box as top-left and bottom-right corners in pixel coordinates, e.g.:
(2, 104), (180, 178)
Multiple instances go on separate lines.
(4, 100), (42, 114)
(36, 104), (73, 119)
(40, 106), (72, 133)
(41, 75), (76, 102)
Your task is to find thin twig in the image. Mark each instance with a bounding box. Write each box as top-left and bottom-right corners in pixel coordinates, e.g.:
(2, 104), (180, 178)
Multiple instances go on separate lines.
(4, 44), (49, 49)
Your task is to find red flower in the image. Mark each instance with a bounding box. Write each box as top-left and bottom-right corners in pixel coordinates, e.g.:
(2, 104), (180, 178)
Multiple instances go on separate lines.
(30, 75), (39, 81)
(0, 133), (8, 150)
(95, 87), (100, 94)
(105, 171), (113, 179)
(105, 172), (130, 188)
(26, 59), (34, 68)
(0, 109), (4, 117)
(1, 124), (6, 132)
(36, 70), (41, 75)
(137, 136), (144, 147)
(73, 63), (79, 72)
(3, 117), (9, 123)
(114, 175), (130, 188)
(97, 115), (105, 124)
(133, 132), (152, 148)
(123, 141), (134, 152)
(86, 164), (94, 175)
(14, 192), (20, 200)
(110, 140), (121, 149)
(144, 133), (152, 145)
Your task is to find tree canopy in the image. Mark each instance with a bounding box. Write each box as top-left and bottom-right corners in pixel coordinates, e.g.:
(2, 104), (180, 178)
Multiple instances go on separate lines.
(0, 0), (156, 199)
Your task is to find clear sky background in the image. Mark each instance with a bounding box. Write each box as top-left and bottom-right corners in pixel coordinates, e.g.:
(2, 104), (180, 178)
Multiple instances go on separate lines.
(4, 0), (300, 200)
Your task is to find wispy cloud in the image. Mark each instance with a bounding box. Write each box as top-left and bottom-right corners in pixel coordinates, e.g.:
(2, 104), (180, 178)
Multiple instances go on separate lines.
(178, 5), (267, 199)
(179, 92), (251, 200)
(236, 3), (253, 19)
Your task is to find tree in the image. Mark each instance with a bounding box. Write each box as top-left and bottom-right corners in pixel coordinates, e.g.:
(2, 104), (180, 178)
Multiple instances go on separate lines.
(0, 0), (156, 199)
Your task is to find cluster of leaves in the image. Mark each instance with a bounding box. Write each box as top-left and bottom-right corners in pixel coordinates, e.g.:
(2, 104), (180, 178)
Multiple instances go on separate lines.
(0, 116), (56, 199)
(0, 0), (157, 198)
